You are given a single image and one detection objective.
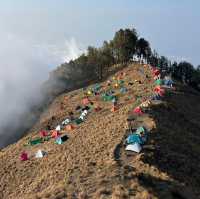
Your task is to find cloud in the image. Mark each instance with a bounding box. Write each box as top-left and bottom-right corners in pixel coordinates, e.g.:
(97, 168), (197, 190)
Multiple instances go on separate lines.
(0, 32), (84, 147)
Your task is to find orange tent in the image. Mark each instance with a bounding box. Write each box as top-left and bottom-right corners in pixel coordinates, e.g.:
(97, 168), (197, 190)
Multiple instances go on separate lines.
(65, 124), (75, 131)
(51, 130), (60, 138)
(82, 97), (90, 105)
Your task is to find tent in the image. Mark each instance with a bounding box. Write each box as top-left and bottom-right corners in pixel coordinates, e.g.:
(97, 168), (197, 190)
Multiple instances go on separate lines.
(56, 125), (61, 131)
(87, 90), (92, 95)
(40, 130), (48, 137)
(92, 84), (101, 92)
(102, 94), (115, 102)
(65, 124), (74, 131)
(120, 87), (128, 94)
(136, 127), (148, 143)
(55, 135), (68, 145)
(82, 97), (90, 105)
(164, 79), (173, 87)
(153, 69), (160, 76)
(155, 79), (163, 86)
(62, 118), (70, 126)
(51, 130), (61, 138)
(125, 143), (142, 153)
(35, 150), (47, 158)
(133, 107), (143, 115)
(126, 134), (144, 145)
(111, 106), (118, 112)
(154, 86), (165, 96)
(20, 152), (28, 161)
(29, 138), (43, 146)
(75, 118), (83, 125)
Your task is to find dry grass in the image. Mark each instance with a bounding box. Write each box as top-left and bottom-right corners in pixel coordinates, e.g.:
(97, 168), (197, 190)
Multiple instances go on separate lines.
(0, 64), (200, 199)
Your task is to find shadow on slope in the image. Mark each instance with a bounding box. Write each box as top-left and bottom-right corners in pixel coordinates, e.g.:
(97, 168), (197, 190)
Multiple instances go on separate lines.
(141, 85), (200, 198)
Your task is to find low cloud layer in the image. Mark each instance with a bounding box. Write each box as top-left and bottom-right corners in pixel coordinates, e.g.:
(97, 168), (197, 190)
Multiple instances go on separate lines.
(0, 33), (84, 148)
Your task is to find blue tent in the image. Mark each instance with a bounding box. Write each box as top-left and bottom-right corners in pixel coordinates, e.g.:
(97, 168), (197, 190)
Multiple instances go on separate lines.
(164, 79), (173, 86)
(126, 134), (144, 145)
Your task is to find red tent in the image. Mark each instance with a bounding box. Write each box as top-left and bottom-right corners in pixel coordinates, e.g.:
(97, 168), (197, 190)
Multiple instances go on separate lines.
(40, 130), (48, 137)
(154, 86), (165, 96)
(20, 152), (28, 161)
(153, 69), (160, 76)
(133, 107), (143, 115)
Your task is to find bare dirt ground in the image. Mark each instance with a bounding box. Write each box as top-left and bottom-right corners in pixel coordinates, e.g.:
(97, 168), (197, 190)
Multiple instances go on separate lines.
(0, 64), (200, 199)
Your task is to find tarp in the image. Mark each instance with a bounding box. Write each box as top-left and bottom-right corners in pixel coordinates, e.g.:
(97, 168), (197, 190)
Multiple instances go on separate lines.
(125, 143), (142, 153)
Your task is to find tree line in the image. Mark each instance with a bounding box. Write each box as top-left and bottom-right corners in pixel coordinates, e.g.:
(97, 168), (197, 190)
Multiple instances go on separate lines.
(51, 28), (200, 92)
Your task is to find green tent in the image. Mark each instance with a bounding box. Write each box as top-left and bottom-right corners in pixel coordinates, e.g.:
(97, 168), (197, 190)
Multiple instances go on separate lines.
(155, 79), (163, 85)
(102, 95), (115, 101)
(74, 118), (83, 125)
(118, 80), (125, 85)
(29, 138), (43, 146)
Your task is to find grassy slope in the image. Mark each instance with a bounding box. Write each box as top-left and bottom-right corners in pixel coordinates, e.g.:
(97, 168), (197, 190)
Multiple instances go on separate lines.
(0, 63), (200, 199)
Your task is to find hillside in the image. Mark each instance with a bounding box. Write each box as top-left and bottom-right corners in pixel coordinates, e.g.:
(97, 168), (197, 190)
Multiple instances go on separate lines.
(0, 63), (200, 199)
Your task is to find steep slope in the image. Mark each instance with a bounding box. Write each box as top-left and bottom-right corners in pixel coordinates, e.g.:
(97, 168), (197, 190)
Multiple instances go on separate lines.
(0, 63), (200, 199)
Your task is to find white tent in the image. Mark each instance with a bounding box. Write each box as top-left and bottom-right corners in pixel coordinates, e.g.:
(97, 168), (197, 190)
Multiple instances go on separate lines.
(125, 143), (142, 153)
(56, 125), (61, 131)
(35, 150), (47, 158)
(62, 118), (70, 125)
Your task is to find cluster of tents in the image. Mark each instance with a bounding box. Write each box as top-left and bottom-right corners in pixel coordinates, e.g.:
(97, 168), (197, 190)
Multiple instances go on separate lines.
(124, 66), (174, 153)
(20, 64), (174, 161)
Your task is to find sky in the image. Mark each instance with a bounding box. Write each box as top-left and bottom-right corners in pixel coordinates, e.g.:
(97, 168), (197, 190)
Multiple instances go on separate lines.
(0, 0), (200, 146)
(0, 0), (200, 66)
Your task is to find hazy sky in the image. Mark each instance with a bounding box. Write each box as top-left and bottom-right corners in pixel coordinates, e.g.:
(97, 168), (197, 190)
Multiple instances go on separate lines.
(0, 0), (200, 66)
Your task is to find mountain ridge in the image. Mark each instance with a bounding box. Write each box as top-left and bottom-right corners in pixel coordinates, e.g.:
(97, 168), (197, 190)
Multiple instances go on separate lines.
(0, 63), (200, 199)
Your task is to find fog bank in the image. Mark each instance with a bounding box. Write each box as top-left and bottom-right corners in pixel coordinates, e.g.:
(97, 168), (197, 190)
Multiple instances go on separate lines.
(0, 33), (84, 148)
